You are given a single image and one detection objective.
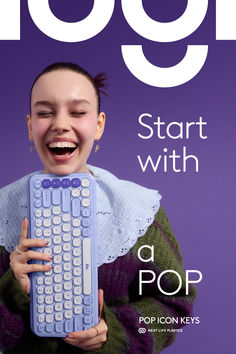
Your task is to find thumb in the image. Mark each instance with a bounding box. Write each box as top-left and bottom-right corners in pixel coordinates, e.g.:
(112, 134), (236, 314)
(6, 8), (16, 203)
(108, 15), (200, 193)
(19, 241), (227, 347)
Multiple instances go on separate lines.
(98, 289), (104, 319)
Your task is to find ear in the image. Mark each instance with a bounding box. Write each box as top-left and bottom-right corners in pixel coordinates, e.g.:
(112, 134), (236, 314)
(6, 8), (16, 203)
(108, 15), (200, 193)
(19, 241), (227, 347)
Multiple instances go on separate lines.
(95, 112), (106, 141)
(26, 115), (33, 141)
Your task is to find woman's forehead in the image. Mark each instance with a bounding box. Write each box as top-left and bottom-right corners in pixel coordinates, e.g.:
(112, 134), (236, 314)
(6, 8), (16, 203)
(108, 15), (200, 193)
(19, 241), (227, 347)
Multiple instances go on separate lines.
(31, 70), (97, 104)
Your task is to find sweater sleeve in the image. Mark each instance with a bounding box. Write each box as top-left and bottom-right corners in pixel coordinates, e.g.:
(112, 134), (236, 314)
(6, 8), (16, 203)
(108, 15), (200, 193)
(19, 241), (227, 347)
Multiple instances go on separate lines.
(0, 246), (30, 350)
(94, 207), (197, 354)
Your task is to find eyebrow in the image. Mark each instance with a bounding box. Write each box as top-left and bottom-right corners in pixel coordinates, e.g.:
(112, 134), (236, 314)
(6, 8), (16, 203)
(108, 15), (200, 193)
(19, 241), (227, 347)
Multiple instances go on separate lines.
(34, 99), (90, 108)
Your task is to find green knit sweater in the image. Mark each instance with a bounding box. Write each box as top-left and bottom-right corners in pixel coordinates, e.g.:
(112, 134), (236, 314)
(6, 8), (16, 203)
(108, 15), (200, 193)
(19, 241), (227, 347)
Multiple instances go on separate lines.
(0, 208), (196, 354)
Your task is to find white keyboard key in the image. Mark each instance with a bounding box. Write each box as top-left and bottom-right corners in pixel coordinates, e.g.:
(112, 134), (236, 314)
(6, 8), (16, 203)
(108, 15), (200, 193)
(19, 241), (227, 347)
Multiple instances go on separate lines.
(83, 238), (92, 295)
(55, 303), (63, 312)
(54, 274), (62, 283)
(62, 223), (71, 232)
(53, 216), (61, 225)
(37, 305), (44, 313)
(73, 277), (82, 286)
(74, 286), (82, 295)
(37, 295), (44, 304)
(73, 257), (81, 266)
(46, 314), (54, 323)
(45, 286), (53, 295)
(53, 235), (61, 244)
(43, 228), (52, 237)
(52, 206), (61, 215)
(73, 239), (81, 247)
(45, 296), (53, 304)
(45, 277), (53, 285)
(63, 243), (71, 252)
(38, 314), (45, 323)
(64, 282), (72, 290)
(63, 253), (71, 261)
(72, 218), (81, 227)
(62, 213), (71, 222)
(46, 305), (53, 314)
(64, 301), (72, 310)
(44, 238), (52, 246)
(74, 306), (82, 314)
(53, 245), (62, 254)
(54, 293), (63, 302)
(43, 209), (51, 218)
(37, 277), (43, 285)
(74, 296), (82, 305)
(73, 267), (81, 276)
(73, 247), (81, 256)
(53, 226), (61, 235)
(36, 219), (42, 227)
(36, 229), (42, 237)
(63, 233), (71, 242)
(81, 178), (90, 187)
(64, 272), (72, 281)
(82, 198), (90, 207)
(64, 310), (73, 319)
(54, 255), (62, 264)
(43, 218), (51, 227)
(54, 265), (62, 273)
(82, 188), (90, 197)
(64, 291), (72, 300)
(45, 269), (53, 276)
(63, 262), (72, 271)
(55, 312), (63, 321)
(35, 209), (42, 217)
(44, 247), (52, 255)
(72, 188), (80, 197)
(37, 286), (44, 295)
(72, 228), (81, 237)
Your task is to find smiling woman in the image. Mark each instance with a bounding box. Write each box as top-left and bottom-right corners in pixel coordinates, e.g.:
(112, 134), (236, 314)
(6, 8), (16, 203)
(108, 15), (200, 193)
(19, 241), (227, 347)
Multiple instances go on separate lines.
(0, 62), (196, 354)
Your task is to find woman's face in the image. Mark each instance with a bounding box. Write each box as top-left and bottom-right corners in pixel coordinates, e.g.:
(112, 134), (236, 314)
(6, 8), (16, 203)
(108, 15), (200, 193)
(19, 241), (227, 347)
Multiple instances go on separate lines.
(27, 70), (105, 175)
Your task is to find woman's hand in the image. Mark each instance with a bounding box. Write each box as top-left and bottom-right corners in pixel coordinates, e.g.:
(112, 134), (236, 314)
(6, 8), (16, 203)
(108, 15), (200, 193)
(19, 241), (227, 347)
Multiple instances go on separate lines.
(9, 217), (52, 294)
(64, 289), (108, 351)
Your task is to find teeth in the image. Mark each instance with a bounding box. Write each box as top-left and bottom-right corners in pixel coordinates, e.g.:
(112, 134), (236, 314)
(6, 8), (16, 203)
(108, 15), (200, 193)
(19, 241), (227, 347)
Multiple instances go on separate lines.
(48, 141), (77, 148)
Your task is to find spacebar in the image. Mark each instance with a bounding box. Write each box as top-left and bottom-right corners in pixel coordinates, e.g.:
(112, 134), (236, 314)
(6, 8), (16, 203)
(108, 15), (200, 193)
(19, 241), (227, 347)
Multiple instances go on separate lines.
(83, 238), (91, 295)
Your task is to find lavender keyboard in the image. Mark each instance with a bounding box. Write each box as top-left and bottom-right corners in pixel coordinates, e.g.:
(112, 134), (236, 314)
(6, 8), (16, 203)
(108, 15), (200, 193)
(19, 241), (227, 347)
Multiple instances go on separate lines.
(28, 173), (98, 337)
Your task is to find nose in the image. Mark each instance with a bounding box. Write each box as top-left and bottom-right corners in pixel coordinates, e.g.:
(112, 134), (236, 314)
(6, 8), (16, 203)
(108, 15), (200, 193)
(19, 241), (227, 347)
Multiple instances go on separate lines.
(51, 112), (70, 133)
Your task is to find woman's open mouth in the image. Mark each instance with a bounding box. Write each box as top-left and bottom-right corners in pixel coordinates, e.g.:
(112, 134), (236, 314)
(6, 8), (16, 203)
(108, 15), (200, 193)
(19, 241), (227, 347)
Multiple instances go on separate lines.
(47, 141), (78, 160)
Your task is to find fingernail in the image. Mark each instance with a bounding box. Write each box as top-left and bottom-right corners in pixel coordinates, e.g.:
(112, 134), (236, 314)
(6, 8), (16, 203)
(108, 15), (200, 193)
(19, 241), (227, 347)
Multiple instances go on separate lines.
(46, 265), (52, 270)
(67, 334), (74, 339)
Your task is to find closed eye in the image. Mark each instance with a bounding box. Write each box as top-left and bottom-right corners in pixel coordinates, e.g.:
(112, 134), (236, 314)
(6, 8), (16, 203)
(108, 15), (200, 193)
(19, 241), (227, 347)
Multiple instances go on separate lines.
(37, 111), (54, 117)
(71, 111), (87, 117)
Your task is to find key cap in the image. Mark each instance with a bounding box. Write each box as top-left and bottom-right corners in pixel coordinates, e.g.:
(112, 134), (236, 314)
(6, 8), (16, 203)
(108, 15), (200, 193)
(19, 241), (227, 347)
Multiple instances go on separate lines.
(55, 322), (64, 332)
(82, 188), (90, 197)
(63, 233), (71, 242)
(63, 253), (71, 261)
(62, 178), (70, 188)
(43, 247), (52, 255)
(36, 229), (42, 237)
(84, 316), (93, 324)
(64, 301), (72, 310)
(34, 190), (41, 198)
(64, 272), (72, 281)
(54, 274), (62, 283)
(83, 238), (91, 295)
(65, 319), (73, 332)
(45, 277), (53, 285)
(45, 286), (53, 295)
(74, 296), (82, 305)
(73, 247), (81, 256)
(81, 178), (90, 187)
(53, 236), (62, 244)
(35, 209), (42, 217)
(53, 245), (62, 254)
(53, 226), (61, 235)
(54, 284), (62, 293)
(84, 306), (92, 315)
(42, 179), (51, 188)
(43, 218), (51, 227)
(62, 213), (71, 222)
(64, 310), (73, 319)
(72, 218), (81, 226)
(55, 293), (63, 302)
(64, 282), (72, 291)
(46, 305), (53, 314)
(37, 295), (44, 304)
(71, 178), (80, 187)
(63, 262), (72, 271)
(55, 313), (63, 321)
(63, 243), (71, 252)
(38, 314), (45, 323)
(45, 296), (53, 304)
(55, 303), (63, 312)
(74, 315), (82, 331)
(74, 286), (82, 295)
(82, 208), (91, 217)
(82, 198), (90, 207)
(73, 258), (81, 266)
(43, 228), (52, 237)
(37, 305), (44, 313)
(74, 306), (82, 314)
(53, 216), (61, 225)
(72, 188), (80, 197)
(73, 267), (81, 276)
(43, 209), (51, 218)
(62, 223), (71, 232)
(82, 228), (91, 237)
(43, 190), (51, 208)
(73, 277), (82, 285)
(54, 265), (62, 273)
(35, 200), (41, 208)
(62, 189), (70, 212)
(54, 255), (62, 264)
(72, 198), (80, 217)
(72, 228), (81, 237)
(34, 179), (41, 188)
(52, 179), (60, 188)
(52, 189), (61, 205)
(37, 286), (44, 295)
(36, 277), (43, 285)
(46, 324), (54, 332)
(38, 323), (45, 332)
(73, 239), (81, 247)
(64, 291), (72, 300)
(52, 206), (61, 215)
(84, 296), (92, 305)
(82, 218), (91, 227)
(46, 314), (54, 323)
(35, 219), (42, 227)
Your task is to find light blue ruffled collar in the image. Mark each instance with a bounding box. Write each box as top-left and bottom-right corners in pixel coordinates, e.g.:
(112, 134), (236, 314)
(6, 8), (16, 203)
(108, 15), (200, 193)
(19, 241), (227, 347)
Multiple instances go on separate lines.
(0, 166), (161, 266)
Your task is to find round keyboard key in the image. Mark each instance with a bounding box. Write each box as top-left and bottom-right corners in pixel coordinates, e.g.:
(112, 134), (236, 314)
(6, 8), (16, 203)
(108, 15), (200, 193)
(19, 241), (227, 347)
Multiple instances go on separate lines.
(44, 238), (52, 246)
(53, 226), (61, 235)
(62, 223), (71, 232)
(63, 233), (71, 242)
(54, 265), (62, 273)
(54, 284), (62, 293)
(64, 301), (72, 310)
(81, 188), (90, 197)
(73, 277), (82, 286)
(64, 282), (72, 290)
(38, 314), (45, 323)
(53, 245), (62, 254)
(61, 214), (70, 223)
(34, 190), (41, 198)
(34, 179), (41, 188)
(38, 323), (45, 332)
(55, 293), (63, 302)
(36, 229), (42, 237)
(37, 305), (44, 313)
(82, 208), (91, 217)
(46, 314), (54, 323)
(37, 286), (44, 295)
(63, 243), (71, 252)
(45, 286), (53, 295)
(42, 179), (51, 188)
(73, 267), (81, 276)
(45, 269), (53, 276)
(54, 274), (62, 283)
(72, 218), (81, 227)
(64, 310), (73, 319)
(46, 324), (54, 333)
(83, 296), (92, 305)
(81, 178), (90, 187)
(84, 316), (93, 324)
(84, 306), (92, 315)
(62, 178), (70, 188)
(52, 179), (60, 188)
(55, 312), (63, 321)
(71, 178), (80, 187)
(63, 253), (71, 261)
(73, 258), (81, 266)
(55, 303), (63, 312)
(44, 247), (52, 255)
(34, 200), (41, 208)
(45, 277), (53, 285)
(82, 228), (91, 237)
(73, 247), (81, 256)
(54, 255), (62, 264)
(64, 291), (72, 300)
(35, 219), (42, 227)
(53, 216), (61, 225)
(82, 218), (91, 227)
(63, 262), (72, 271)
(43, 209), (51, 218)
(53, 236), (62, 245)
(74, 286), (82, 295)
(72, 228), (81, 237)
(43, 228), (52, 237)
(82, 198), (90, 207)
(46, 305), (53, 314)
(64, 272), (72, 281)
(45, 296), (53, 304)
(74, 296), (82, 305)
(43, 219), (51, 227)
(72, 188), (80, 197)
(74, 306), (82, 314)
(35, 209), (42, 217)
(36, 276), (43, 285)
(52, 206), (61, 215)
(37, 295), (44, 304)
(73, 239), (81, 247)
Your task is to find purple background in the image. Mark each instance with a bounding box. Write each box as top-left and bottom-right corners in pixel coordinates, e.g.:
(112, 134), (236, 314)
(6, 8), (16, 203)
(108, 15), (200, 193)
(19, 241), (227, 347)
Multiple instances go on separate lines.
(0, 1), (235, 353)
